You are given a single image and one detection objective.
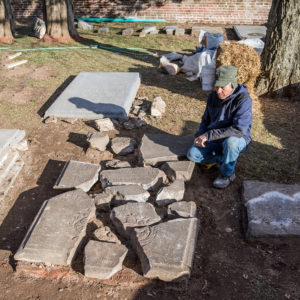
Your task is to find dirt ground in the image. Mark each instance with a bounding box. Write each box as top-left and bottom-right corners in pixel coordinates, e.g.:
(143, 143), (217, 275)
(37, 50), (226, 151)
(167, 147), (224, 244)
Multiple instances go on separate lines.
(0, 23), (299, 300)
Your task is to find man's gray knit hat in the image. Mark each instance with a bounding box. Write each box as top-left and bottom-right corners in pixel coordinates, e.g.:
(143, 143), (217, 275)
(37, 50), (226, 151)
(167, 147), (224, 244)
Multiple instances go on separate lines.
(215, 65), (238, 88)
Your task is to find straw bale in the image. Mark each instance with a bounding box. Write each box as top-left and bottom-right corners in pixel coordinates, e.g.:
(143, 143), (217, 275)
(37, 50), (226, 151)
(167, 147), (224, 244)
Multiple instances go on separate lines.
(216, 42), (260, 99)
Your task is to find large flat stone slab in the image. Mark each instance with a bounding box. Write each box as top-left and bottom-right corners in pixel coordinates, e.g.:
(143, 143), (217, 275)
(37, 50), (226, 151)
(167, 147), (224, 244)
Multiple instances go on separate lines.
(161, 161), (195, 182)
(54, 160), (101, 192)
(140, 134), (194, 166)
(110, 202), (161, 238)
(0, 129), (26, 158)
(15, 189), (95, 265)
(243, 181), (300, 238)
(234, 25), (267, 40)
(44, 72), (141, 119)
(100, 167), (165, 191)
(132, 218), (200, 281)
(84, 240), (128, 280)
(105, 185), (150, 204)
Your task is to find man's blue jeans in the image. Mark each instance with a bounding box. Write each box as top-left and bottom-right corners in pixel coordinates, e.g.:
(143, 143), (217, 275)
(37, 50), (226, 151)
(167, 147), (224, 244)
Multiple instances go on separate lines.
(187, 136), (247, 176)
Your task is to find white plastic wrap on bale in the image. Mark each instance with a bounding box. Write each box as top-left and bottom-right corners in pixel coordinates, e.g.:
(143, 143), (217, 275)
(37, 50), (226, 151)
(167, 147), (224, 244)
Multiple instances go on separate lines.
(238, 38), (265, 55)
(202, 65), (216, 91)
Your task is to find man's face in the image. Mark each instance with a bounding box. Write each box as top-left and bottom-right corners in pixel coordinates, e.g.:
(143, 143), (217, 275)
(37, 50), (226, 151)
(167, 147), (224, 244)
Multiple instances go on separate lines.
(215, 83), (234, 100)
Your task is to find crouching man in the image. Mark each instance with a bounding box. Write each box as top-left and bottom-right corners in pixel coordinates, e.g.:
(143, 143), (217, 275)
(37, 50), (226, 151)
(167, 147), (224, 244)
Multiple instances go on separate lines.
(187, 65), (252, 188)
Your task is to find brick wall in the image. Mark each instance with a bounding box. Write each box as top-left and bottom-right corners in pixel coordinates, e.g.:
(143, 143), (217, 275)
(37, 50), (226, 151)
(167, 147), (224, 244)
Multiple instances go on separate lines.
(11, 0), (272, 25)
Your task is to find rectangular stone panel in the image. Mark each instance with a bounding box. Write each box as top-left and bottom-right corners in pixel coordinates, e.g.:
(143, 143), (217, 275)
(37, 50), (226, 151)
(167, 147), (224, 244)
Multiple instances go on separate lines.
(54, 160), (101, 192)
(44, 72), (141, 119)
(140, 134), (194, 166)
(0, 129), (25, 158)
(132, 218), (200, 281)
(233, 25), (267, 40)
(15, 189), (95, 266)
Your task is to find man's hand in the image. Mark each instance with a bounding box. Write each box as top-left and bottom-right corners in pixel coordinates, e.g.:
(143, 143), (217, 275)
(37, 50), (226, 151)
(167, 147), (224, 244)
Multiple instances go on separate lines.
(194, 134), (207, 148)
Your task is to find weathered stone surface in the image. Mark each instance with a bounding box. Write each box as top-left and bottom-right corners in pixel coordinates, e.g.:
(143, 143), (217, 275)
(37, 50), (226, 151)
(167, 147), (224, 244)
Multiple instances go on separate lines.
(149, 30), (159, 35)
(122, 119), (136, 130)
(122, 28), (134, 36)
(44, 72), (141, 120)
(166, 29), (174, 35)
(93, 226), (120, 243)
(78, 20), (93, 31)
(0, 129), (26, 158)
(105, 159), (131, 169)
(54, 160), (101, 192)
(94, 118), (115, 132)
(139, 32), (146, 38)
(33, 17), (46, 39)
(132, 218), (200, 281)
(106, 184), (150, 203)
(87, 132), (109, 151)
(162, 63), (180, 76)
(142, 25), (157, 34)
(243, 180), (300, 202)
(111, 137), (137, 155)
(168, 201), (197, 218)
(161, 161), (195, 182)
(93, 192), (112, 210)
(245, 191), (300, 237)
(151, 97), (166, 117)
(156, 180), (185, 206)
(84, 240), (128, 279)
(175, 28), (185, 36)
(98, 27), (109, 34)
(233, 25), (267, 40)
(140, 134), (194, 166)
(110, 202), (161, 237)
(101, 167), (165, 191)
(15, 190), (95, 265)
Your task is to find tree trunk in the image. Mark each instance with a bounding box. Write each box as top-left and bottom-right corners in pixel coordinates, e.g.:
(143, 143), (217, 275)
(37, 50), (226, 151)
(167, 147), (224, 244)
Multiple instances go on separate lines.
(0, 0), (14, 43)
(44, 0), (78, 42)
(256, 0), (300, 99)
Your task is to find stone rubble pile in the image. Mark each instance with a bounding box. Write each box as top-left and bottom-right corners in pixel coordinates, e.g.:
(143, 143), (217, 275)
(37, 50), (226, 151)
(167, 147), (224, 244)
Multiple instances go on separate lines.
(14, 133), (200, 282)
(0, 129), (27, 202)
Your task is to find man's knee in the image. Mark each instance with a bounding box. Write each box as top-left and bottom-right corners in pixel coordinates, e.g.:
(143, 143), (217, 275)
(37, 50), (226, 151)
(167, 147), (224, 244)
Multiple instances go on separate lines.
(223, 136), (244, 152)
(187, 145), (204, 163)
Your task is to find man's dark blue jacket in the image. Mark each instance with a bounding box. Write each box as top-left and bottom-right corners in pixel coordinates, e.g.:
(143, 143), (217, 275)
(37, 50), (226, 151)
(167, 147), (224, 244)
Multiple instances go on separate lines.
(195, 84), (252, 145)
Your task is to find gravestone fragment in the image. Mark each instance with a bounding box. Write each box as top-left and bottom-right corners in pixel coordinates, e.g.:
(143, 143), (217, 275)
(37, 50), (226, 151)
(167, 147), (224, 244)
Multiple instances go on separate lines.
(151, 97), (166, 117)
(0, 129), (26, 158)
(78, 20), (93, 31)
(131, 218), (200, 281)
(106, 184), (150, 203)
(94, 118), (115, 132)
(33, 17), (46, 39)
(98, 27), (109, 34)
(111, 137), (136, 155)
(93, 226), (120, 244)
(84, 240), (128, 279)
(44, 72), (141, 120)
(142, 26), (157, 34)
(161, 161), (195, 182)
(168, 201), (197, 218)
(54, 160), (100, 192)
(110, 202), (161, 238)
(93, 192), (112, 210)
(122, 28), (134, 36)
(101, 167), (165, 191)
(175, 28), (185, 36)
(243, 181), (300, 238)
(156, 180), (185, 206)
(105, 160), (131, 169)
(234, 25), (267, 40)
(87, 132), (109, 151)
(140, 134), (194, 166)
(15, 189), (95, 265)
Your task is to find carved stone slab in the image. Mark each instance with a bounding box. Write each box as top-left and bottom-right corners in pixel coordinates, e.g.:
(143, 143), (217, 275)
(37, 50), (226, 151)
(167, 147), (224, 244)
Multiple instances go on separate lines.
(132, 218), (200, 281)
(15, 190), (95, 265)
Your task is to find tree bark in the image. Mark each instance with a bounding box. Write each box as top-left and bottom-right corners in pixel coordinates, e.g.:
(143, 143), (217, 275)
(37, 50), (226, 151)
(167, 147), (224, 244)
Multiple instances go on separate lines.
(44, 0), (78, 42)
(256, 0), (300, 99)
(0, 0), (14, 43)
